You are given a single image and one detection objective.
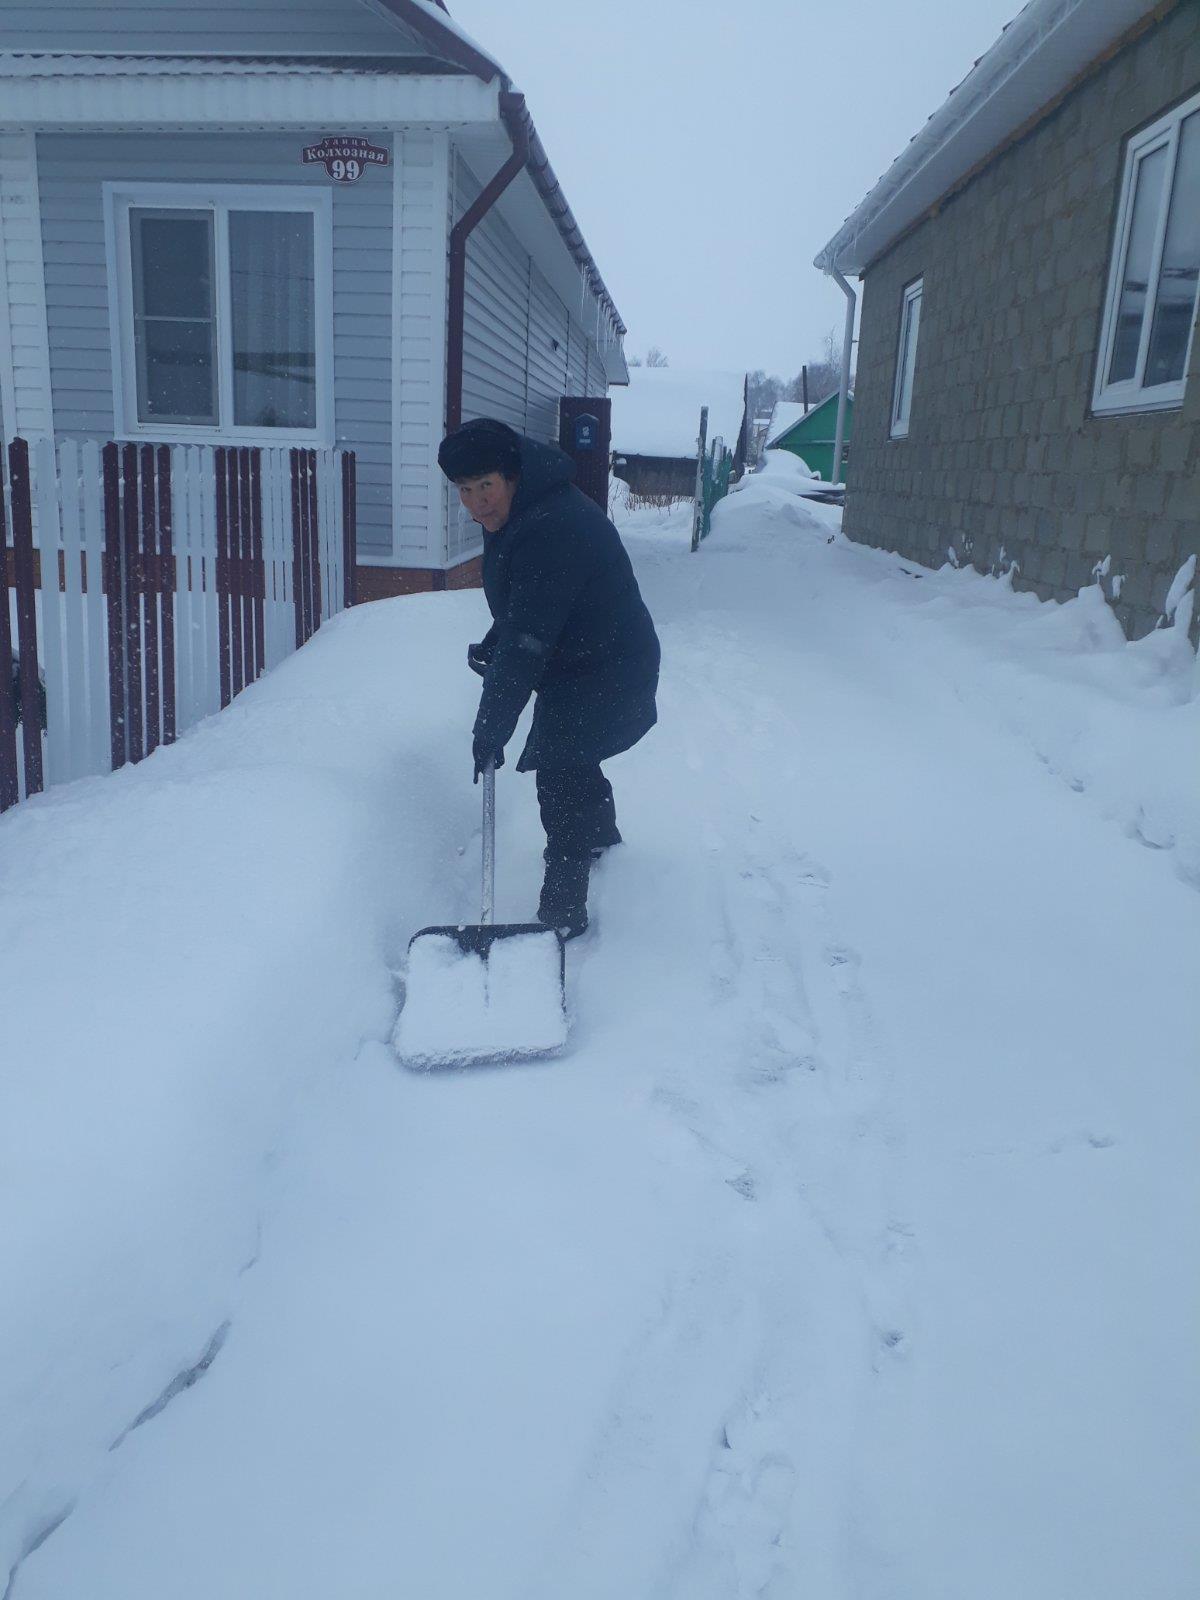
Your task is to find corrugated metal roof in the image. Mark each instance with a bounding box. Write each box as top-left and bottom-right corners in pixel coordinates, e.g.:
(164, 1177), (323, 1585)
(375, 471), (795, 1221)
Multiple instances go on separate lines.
(0, 57), (498, 126)
(0, 53), (387, 76)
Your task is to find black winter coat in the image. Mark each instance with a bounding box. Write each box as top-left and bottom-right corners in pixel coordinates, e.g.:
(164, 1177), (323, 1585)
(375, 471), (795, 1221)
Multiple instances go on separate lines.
(472, 436), (660, 772)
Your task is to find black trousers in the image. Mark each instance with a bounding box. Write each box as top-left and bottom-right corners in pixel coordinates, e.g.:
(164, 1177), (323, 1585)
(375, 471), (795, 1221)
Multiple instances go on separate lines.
(535, 764), (618, 860)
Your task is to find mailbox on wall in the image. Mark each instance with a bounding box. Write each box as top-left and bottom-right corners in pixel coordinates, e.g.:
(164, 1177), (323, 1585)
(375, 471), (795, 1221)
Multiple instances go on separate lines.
(559, 398), (612, 512)
(573, 413), (601, 452)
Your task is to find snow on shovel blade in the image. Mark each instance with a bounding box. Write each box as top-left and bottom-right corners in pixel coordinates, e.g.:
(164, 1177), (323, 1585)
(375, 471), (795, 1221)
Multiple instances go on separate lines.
(393, 923), (567, 1070)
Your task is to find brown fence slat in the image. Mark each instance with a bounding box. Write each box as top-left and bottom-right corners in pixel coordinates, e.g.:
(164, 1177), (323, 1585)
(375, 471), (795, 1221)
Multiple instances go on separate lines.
(341, 451), (357, 609)
(102, 442), (126, 769)
(305, 450), (317, 641)
(306, 448), (322, 633)
(250, 450), (265, 678)
(0, 458), (19, 811)
(229, 448), (245, 699)
(8, 439), (43, 797)
(140, 444), (161, 757)
(237, 448), (254, 687)
(227, 448), (239, 698)
(121, 443), (144, 760)
(157, 445), (176, 745)
(298, 450), (312, 644)
(215, 446), (232, 709)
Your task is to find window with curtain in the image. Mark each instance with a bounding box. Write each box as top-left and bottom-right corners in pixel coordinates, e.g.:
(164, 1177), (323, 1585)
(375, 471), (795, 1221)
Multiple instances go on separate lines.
(229, 211), (316, 430)
(1095, 91), (1200, 413)
(117, 191), (327, 440)
(130, 209), (218, 426)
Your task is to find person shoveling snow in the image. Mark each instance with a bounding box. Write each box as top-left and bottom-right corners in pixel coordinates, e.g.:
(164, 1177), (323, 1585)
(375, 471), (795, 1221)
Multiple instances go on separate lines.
(439, 417), (660, 938)
(394, 419), (661, 1070)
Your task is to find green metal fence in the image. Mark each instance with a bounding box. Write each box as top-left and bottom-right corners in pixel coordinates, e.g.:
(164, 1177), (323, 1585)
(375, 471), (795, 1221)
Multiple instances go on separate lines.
(689, 406), (736, 552)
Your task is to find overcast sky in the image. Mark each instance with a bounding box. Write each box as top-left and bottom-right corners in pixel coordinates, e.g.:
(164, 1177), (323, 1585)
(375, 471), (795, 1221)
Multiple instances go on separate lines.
(448, 0), (1022, 378)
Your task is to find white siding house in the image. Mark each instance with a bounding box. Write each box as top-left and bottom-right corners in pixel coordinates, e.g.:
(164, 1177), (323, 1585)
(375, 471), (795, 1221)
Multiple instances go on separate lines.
(0, 1), (628, 596)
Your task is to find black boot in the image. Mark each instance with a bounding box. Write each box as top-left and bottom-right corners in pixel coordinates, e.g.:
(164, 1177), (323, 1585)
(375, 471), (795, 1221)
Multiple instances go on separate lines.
(537, 851), (590, 939)
(590, 826), (622, 861)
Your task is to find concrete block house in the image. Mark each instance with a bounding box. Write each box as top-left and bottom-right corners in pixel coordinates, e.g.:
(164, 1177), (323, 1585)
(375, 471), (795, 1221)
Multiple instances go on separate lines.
(816, 0), (1200, 639)
(0, 0), (628, 601)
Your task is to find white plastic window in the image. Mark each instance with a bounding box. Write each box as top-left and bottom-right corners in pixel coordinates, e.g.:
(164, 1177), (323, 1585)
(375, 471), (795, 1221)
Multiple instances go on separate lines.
(106, 185), (331, 445)
(891, 278), (923, 438)
(1094, 91), (1200, 415)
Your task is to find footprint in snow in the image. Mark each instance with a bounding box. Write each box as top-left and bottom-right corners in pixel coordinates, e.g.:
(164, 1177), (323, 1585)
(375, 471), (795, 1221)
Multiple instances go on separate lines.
(725, 1170), (758, 1202)
(825, 945), (861, 972)
(793, 855), (831, 889)
(1048, 1131), (1117, 1155)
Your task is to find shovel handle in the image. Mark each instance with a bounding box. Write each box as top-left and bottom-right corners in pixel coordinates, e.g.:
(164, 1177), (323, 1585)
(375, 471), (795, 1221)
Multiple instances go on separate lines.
(481, 760), (495, 925)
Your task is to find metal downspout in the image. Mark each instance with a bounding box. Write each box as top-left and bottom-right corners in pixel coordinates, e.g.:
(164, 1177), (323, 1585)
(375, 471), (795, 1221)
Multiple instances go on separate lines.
(445, 90), (532, 434)
(829, 267), (856, 489)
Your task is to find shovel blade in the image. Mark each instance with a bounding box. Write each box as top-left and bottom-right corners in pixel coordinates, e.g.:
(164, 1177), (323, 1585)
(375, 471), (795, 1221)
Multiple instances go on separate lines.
(394, 923), (567, 1070)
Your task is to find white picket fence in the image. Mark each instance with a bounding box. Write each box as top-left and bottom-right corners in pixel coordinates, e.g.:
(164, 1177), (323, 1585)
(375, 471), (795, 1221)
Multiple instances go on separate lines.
(4, 439), (354, 799)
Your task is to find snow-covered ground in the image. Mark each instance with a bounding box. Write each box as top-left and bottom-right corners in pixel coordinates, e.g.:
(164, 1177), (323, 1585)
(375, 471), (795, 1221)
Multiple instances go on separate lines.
(2, 460), (1197, 1598)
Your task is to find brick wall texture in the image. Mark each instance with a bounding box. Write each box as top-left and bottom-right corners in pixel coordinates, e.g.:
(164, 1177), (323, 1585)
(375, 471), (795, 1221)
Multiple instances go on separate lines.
(845, 1), (1200, 640)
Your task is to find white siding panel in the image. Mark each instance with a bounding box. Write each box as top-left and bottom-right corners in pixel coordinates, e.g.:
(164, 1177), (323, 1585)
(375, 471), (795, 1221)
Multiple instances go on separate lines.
(527, 262), (570, 442)
(36, 131), (395, 557)
(456, 154), (528, 440)
(0, 132), (54, 442)
(448, 147), (611, 565)
(4, 0), (422, 54)
(392, 132), (449, 565)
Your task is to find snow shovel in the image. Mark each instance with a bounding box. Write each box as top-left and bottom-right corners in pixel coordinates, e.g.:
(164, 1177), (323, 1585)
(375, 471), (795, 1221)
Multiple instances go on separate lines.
(393, 762), (568, 1070)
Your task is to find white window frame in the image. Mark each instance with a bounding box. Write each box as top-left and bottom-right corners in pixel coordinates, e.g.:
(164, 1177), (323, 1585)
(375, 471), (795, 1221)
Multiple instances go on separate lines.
(1093, 89), (1200, 417)
(890, 277), (923, 439)
(103, 182), (334, 447)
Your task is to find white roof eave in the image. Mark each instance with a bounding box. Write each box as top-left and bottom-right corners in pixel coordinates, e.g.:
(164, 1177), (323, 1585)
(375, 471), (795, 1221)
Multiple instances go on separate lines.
(0, 56), (500, 128)
(815, 0), (1157, 276)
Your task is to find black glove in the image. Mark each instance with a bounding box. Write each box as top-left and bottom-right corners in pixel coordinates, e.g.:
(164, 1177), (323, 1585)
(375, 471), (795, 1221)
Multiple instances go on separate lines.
(472, 735), (505, 784)
(467, 640), (492, 678)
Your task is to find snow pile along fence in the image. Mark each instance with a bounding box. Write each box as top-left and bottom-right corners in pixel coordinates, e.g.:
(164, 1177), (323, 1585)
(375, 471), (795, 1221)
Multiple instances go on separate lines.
(1, 438), (356, 811)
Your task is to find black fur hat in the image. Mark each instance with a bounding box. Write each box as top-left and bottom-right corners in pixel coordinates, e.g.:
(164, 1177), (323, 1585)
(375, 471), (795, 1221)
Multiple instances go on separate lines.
(437, 417), (522, 482)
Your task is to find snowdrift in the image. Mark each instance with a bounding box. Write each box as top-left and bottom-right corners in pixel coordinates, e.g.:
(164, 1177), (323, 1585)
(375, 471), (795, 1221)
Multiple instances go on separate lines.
(0, 591), (494, 1584)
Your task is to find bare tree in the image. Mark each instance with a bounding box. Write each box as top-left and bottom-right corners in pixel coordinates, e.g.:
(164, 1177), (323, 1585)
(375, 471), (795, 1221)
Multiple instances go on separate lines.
(645, 347), (669, 368)
(747, 369), (782, 418)
(782, 329), (842, 407)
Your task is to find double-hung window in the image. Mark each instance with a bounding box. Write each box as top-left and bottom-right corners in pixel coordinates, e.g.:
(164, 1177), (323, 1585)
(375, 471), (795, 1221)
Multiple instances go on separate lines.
(1094, 90), (1200, 414)
(891, 277), (923, 438)
(106, 185), (332, 444)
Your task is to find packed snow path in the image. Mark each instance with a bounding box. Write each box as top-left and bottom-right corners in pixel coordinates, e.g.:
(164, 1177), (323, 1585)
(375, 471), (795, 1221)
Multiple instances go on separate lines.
(4, 475), (1197, 1597)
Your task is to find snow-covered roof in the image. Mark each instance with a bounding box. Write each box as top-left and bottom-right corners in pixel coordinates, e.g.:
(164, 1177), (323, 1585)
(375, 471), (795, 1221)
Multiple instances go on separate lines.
(610, 368), (747, 459)
(764, 401), (808, 447)
(815, 0), (1159, 276)
(397, 0), (500, 75)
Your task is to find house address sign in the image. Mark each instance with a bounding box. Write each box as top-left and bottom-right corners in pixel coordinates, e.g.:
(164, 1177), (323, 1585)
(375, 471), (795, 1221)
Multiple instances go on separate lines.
(302, 136), (390, 183)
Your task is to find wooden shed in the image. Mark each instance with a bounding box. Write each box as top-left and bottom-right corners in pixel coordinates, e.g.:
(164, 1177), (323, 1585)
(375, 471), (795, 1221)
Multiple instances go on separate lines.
(610, 367), (749, 502)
